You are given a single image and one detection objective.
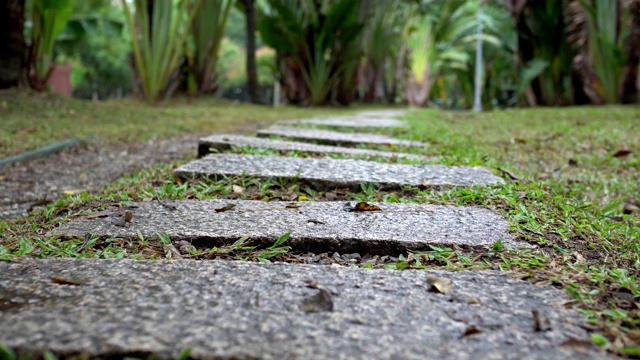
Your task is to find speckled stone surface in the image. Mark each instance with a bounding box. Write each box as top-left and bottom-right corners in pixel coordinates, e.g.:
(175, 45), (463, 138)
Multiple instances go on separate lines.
(257, 126), (427, 147)
(173, 154), (503, 190)
(278, 117), (408, 128)
(53, 200), (520, 252)
(0, 259), (606, 359)
(198, 134), (429, 160)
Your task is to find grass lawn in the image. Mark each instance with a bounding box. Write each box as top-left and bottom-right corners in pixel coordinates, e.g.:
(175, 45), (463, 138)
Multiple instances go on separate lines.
(0, 89), (362, 158)
(0, 92), (639, 356)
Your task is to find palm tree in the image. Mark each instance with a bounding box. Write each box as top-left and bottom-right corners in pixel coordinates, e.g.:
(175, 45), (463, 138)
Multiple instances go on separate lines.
(405, 0), (485, 107)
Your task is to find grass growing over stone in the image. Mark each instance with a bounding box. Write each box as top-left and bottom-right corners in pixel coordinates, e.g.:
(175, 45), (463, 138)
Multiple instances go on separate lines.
(0, 105), (639, 356)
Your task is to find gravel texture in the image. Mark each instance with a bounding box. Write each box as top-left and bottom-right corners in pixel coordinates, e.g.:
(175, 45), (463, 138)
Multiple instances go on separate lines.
(0, 259), (607, 360)
(174, 153), (504, 190)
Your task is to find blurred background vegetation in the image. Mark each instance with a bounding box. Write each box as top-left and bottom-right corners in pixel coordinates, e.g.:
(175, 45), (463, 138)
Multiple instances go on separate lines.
(0, 0), (638, 108)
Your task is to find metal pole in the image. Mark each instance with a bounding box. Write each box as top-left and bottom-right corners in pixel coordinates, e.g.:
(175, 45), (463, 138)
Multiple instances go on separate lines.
(472, 0), (484, 112)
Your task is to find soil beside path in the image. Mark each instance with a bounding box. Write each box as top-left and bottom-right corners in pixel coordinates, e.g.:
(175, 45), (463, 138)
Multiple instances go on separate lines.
(0, 134), (201, 220)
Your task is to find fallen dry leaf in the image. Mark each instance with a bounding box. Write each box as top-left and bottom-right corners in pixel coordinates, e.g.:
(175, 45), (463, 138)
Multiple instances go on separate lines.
(622, 200), (640, 214)
(13, 127), (36, 134)
(426, 275), (452, 294)
(612, 149), (632, 157)
(497, 167), (520, 181)
(301, 286), (333, 313)
(63, 188), (86, 195)
(214, 203), (236, 213)
(232, 185), (245, 194)
(345, 202), (382, 212)
(298, 195), (309, 201)
(462, 326), (482, 337)
(532, 309), (552, 332)
(87, 210), (119, 219)
(51, 276), (88, 285)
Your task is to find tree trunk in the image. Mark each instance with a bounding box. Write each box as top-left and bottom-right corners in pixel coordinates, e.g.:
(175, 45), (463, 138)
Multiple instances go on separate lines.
(407, 64), (433, 107)
(620, 0), (640, 104)
(242, 0), (260, 103)
(386, 41), (406, 104)
(0, 0), (26, 89)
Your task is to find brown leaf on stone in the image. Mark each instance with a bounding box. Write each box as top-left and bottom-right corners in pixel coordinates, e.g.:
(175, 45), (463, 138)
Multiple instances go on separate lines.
(351, 202), (381, 212)
(307, 219), (325, 225)
(214, 203), (236, 213)
(124, 210), (133, 222)
(426, 275), (452, 294)
(285, 203), (300, 210)
(462, 326), (482, 337)
(51, 276), (88, 285)
(532, 309), (551, 332)
(612, 149), (631, 157)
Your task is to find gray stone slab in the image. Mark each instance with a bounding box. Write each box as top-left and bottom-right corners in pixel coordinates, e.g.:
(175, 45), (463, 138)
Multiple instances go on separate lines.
(0, 259), (606, 359)
(53, 200), (519, 251)
(198, 134), (429, 160)
(173, 154), (503, 190)
(277, 117), (408, 128)
(257, 126), (427, 147)
(355, 109), (407, 117)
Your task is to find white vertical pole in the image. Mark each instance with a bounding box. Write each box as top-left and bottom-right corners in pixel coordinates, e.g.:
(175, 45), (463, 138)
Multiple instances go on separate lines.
(273, 80), (281, 107)
(472, 0), (484, 112)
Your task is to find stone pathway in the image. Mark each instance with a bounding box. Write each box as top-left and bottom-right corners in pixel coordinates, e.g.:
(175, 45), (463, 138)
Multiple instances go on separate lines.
(257, 125), (427, 147)
(1, 110), (606, 359)
(0, 259), (605, 359)
(53, 200), (520, 252)
(277, 116), (408, 128)
(198, 134), (427, 160)
(174, 154), (503, 190)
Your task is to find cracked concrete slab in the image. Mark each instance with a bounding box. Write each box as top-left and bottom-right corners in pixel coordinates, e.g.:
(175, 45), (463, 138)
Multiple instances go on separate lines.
(52, 200), (519, 252)
(277, 117), (408, 128)
(173, 154), (503, 190)
(257, 126), (427, 147)
(197, 134), (430, 160)
(0, 259), (606, 359)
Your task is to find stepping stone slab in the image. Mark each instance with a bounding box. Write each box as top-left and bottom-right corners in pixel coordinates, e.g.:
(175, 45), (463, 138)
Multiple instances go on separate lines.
(0, 259), (606, 359)
(53, 200), (520, 252)
(173, 154), (503, 190)
(278, 117), (408, 128)
(198, 134), (428, 160)
(257, 126), (427, 147)
(356, 109), (407, 117)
